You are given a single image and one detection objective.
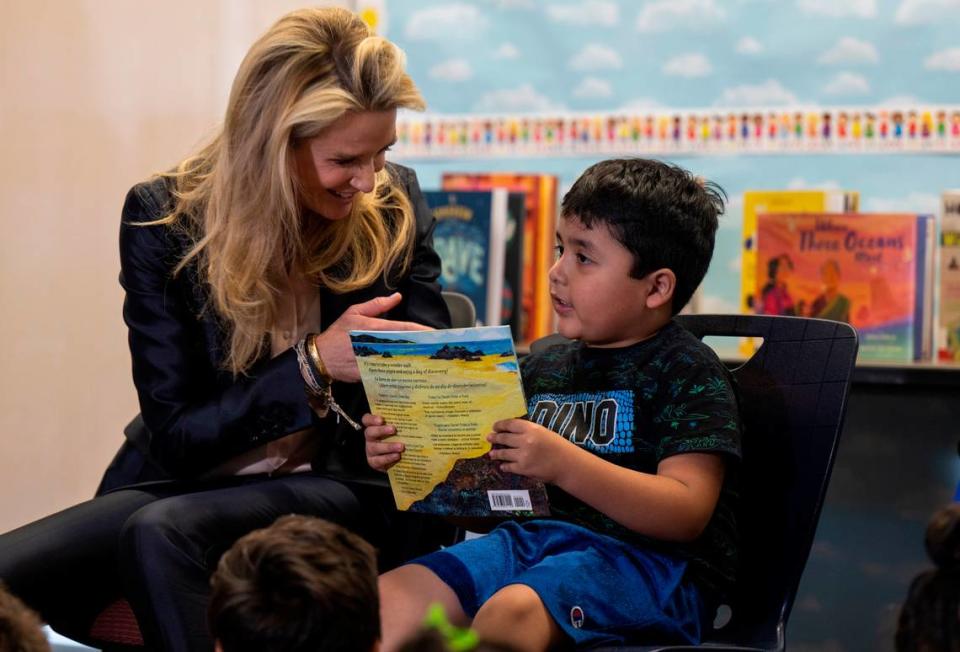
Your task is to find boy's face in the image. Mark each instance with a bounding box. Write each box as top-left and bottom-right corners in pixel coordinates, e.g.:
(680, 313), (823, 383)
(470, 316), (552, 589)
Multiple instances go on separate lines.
(549, 215), (662, 348)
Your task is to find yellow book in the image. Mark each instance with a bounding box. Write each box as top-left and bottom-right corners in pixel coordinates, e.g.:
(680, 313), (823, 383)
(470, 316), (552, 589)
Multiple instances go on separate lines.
(740, 189), (859, 356)
(350, 325), (549, 516)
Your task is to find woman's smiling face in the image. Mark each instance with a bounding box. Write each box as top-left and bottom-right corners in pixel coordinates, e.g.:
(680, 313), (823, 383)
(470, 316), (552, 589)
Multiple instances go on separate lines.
(293, 109), (397, 221)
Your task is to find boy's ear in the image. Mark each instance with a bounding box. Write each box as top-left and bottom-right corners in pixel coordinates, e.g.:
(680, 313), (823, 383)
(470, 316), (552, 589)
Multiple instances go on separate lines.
(644, 268), (676, 310)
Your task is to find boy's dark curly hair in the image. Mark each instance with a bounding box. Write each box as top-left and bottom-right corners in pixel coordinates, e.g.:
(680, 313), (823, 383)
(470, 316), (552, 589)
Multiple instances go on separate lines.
(560, 158), (725, 314)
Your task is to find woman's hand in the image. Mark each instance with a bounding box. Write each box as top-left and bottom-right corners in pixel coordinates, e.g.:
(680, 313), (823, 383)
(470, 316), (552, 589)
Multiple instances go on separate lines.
(486, 418), (581, 484)
(314, 292), (431, 383)
(363, 413), (404, 472)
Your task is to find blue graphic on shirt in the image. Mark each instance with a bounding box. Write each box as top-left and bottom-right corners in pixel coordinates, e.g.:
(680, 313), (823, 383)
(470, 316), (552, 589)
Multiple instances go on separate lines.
(527, 390), (634, 453)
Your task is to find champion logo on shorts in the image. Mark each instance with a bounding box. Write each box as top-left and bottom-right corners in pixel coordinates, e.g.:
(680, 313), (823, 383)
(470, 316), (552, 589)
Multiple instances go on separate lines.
(570, 605), (585, 629)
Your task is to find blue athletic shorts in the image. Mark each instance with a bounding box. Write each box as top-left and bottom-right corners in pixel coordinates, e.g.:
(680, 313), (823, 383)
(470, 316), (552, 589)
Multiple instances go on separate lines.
(410, 519), (706, 647)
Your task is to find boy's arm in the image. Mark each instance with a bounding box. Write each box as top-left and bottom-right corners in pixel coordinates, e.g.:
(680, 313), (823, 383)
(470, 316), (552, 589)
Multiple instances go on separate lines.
(488, 419), (725, 542)
(558, 446), (725, 542)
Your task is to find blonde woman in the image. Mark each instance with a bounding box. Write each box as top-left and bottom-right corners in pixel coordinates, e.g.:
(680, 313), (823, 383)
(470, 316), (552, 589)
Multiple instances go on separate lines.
(0, 8), (450, 651)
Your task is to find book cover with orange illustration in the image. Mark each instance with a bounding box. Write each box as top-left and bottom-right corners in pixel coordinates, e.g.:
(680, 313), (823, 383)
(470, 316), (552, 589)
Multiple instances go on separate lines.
(756, 212), (934, 362)
(739, 189), (859, 356)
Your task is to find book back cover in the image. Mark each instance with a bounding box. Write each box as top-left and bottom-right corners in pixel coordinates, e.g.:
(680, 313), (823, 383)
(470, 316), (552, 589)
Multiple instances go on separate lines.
(351, 326), (549, 517)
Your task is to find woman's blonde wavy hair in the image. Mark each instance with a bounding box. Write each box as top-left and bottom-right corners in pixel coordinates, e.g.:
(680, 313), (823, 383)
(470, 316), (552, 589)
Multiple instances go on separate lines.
(155, 7), (425, 375)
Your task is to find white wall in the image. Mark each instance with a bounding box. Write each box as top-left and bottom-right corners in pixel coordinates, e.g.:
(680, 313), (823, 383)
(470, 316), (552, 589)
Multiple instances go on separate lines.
(0, 0), (342, 533)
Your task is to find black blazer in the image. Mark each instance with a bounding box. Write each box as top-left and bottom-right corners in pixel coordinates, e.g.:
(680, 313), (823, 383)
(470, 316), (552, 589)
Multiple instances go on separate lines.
(98, 163), (450, 493)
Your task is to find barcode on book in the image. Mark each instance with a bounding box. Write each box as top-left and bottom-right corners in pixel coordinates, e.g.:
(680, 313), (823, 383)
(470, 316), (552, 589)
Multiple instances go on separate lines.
(487, 490), (533, 511)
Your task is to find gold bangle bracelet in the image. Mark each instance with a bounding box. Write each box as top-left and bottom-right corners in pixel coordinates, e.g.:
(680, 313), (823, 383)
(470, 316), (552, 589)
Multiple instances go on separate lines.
(305, 333), (333, 385)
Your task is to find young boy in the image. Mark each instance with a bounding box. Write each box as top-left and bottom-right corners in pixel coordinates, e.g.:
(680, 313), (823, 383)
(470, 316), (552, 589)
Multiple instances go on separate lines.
(208, 514), (380, 652)
(364, 158), (742, 650)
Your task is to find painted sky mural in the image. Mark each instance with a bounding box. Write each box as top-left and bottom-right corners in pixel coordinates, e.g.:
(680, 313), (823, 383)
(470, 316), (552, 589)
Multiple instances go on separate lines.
(381, 0), (960, 320)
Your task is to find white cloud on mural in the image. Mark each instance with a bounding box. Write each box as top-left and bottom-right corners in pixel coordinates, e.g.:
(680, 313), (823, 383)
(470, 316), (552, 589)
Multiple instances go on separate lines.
(429, 59), (473, 82)
(573, 77), (613, 98)
(895, 0), (960, 24)
(405, 4), (488, 40)
(822, 72), (870, 95)
(569, 44), (623, 71)
(798, 0), (876, 17)
(714, 79), (799, 106)
(547, 0), (619, 26)
(787, 177), (842, 190)
(699, 294), (739, 315)
(662, 53), (713, 78)
(818, 37), (879, 65)
(619, 97), (664, 110)
(494, 43), (519, 59)
(473, 84), (564, 112)
(487, 0), (535, 9)
(723, 194), (744, 229)
(924, 47), (960, 71)
(864, 192), (940, 214)
(636, 0), (726, 32)
(877, 94), (922, 105)
(736, 37), (764, 55)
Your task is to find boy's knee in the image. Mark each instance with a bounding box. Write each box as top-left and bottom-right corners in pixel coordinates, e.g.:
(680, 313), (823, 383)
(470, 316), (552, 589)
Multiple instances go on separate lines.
(474, 583), (547, 628)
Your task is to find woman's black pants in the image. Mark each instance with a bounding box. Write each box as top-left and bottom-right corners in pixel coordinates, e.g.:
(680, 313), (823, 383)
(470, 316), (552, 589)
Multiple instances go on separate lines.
(0, 473), (447, 651)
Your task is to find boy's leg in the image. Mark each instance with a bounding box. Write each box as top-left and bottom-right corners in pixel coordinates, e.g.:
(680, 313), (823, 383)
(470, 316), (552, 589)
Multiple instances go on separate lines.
(379, 564), (468, 652)
(472, 584), (568, 652)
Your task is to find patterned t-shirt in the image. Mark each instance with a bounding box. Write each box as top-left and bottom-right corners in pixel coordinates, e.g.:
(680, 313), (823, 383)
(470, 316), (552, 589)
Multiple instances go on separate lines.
(520, 320), (742, 600)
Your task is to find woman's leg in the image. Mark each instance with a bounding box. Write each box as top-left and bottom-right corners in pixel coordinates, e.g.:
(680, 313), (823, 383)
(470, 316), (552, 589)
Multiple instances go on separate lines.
(378, 564), (469, 652)
(0, 487), (164, 642)
(118, 473), (372, 652)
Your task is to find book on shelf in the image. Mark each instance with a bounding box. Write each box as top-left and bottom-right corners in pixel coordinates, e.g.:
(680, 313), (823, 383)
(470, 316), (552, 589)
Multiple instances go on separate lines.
(424, 189), (505, 328)
(350, 325), (549, 517)
(500, 192), (527, 341)
(441, 172), (559, 344)
(740, 189), (859, 356)
(756, 212), (934, 362)
(939, 190), (960, 362)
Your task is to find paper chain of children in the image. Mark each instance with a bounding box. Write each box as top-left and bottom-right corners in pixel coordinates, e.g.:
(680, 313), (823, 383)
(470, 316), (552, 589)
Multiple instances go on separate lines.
(395, 106), (960, 158)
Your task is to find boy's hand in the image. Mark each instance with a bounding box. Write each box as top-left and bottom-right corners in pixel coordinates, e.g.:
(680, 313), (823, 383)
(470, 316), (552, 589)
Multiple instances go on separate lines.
(363, 413), (404, 472)
(486, 418), (578, 484)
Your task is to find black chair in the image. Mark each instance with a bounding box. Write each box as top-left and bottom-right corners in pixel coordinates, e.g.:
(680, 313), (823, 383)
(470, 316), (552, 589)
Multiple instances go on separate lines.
(533, 314), (858, 651)
(440, 290), (477, 328)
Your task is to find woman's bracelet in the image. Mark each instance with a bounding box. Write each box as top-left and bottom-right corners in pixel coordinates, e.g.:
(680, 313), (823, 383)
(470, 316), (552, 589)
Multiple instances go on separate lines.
(294, 337), (326, 397)
(295, 333), (361, 431)
(305, 333), (333, 385)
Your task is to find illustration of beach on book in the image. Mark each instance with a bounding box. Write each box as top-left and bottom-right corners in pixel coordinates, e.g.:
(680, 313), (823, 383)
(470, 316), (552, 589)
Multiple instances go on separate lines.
(350, 325), (549, 517)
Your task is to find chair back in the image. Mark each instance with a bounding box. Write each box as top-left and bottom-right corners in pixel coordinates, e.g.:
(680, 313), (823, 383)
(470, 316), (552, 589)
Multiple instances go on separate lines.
(675, 314), (857, 651)
(442, 291), (477, 329)
(530, 315), (858, 652)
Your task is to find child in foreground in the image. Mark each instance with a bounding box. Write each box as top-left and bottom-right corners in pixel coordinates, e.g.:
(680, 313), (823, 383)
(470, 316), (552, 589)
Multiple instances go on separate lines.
(0, 582), (50, 652)
(208, 515), (379, 652)
(364, 158), (743, 650)
(895, 502), (960, 652)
